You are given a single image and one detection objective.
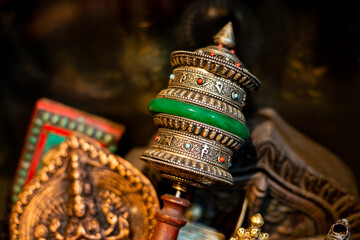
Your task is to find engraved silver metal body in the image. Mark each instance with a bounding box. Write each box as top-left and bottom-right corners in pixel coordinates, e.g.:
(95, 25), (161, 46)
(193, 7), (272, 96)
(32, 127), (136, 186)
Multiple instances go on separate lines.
(141, 22), (260, 188)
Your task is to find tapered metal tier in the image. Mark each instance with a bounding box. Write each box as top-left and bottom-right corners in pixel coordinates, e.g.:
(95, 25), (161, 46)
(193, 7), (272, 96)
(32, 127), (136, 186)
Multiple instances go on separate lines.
(141, 22), (260, 188)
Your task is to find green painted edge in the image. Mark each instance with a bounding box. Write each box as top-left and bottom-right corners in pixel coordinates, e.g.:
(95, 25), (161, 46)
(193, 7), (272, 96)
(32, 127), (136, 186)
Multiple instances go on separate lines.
(148, 98), (249, 139)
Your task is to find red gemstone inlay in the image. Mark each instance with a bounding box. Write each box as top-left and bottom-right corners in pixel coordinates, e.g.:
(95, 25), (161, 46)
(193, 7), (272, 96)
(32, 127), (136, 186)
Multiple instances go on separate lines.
(236, 63), (241, 67)
(197, 78), (204, 85)
(230, 49), (235, 54)
(218, 44), (223, 48)
(210, 52), (215, 56)
(155, 136), (160, 142)
(220, 157), (225, 163)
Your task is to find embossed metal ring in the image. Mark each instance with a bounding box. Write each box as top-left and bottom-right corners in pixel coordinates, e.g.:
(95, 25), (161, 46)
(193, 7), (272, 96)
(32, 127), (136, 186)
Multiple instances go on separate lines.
(141, 149), (233, 187)
(169, 67), (246, 109)
(170, 51), (260, 92)
(154, 128), (232, 169)
(148, 98), (249, 139)
(153, 113), (244, 150)
(141, 128), (234, 186)
(157, 88), (245, 123)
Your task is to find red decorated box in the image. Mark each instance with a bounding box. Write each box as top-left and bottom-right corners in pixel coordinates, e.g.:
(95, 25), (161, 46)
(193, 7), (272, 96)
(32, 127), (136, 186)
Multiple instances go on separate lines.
(11, 98), (125, 202)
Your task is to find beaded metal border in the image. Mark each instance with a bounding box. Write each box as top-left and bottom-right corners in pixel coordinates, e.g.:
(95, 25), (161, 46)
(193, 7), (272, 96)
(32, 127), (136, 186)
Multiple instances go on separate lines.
(196, 46), (241, 64)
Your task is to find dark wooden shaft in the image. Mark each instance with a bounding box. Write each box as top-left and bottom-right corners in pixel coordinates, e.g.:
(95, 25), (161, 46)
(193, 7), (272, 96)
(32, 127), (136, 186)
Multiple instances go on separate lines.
(151, 194), (191, 240)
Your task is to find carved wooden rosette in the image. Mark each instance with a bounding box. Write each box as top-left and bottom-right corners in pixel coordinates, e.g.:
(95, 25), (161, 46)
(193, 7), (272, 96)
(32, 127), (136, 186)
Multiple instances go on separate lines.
(10, 135), (159, 240)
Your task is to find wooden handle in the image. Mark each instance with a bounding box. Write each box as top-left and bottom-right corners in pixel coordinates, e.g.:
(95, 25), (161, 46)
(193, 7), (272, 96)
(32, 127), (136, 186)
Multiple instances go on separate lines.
(151, 194), (191, 240)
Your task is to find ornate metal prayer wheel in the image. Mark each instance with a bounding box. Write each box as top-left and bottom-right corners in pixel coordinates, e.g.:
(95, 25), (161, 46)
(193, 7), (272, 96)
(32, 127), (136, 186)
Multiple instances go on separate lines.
(141, 22), (260, 188)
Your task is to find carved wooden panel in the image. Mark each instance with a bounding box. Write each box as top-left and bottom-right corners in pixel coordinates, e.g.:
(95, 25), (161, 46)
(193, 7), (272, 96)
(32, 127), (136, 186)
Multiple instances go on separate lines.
(246, 109), (360, 239)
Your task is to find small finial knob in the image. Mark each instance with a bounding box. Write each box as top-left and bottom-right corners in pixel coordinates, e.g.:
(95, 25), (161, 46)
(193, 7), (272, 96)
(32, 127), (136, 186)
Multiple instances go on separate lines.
(213, 22), (236, 48)
(230, 213), (269, 240)
(250, 213), (264, 228)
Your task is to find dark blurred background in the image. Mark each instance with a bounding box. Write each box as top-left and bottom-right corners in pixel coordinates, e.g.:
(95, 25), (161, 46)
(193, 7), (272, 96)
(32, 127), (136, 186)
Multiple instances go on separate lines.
(0, 0), (359, 231)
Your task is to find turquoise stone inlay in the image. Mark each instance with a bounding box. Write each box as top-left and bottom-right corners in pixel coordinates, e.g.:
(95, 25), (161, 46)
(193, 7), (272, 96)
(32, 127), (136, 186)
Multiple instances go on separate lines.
(60, 117), (69, 127)
(86, 127), (94, 136)
(13, 185), (21, 194)
(19, 169), (27, 177)
(77, 124), (85, 132)
(22, 161), (30, 170)
(32, 128), (40, 135)
(34, 118), (43, 127)
(24, 153), (32, 161)
(27, 145), (35, 152)
(104, 134), (113, 143)
(17, 178), (25, 185)
(51, 114), (60, 124)
(108, 145), (117, 152)
(69, 121), (77, 130)
(29, 136), (37, 144)
(42, 112), (50, 121)
(95, 130), (103, 139)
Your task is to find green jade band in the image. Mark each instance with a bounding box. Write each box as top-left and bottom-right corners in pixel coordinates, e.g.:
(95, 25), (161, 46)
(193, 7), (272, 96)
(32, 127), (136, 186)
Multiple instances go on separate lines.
(148, 98), (249, 139)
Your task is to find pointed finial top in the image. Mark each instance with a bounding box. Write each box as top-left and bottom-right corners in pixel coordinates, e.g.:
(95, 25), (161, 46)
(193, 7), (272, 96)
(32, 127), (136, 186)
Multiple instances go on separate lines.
(213, 22), (236, 48)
